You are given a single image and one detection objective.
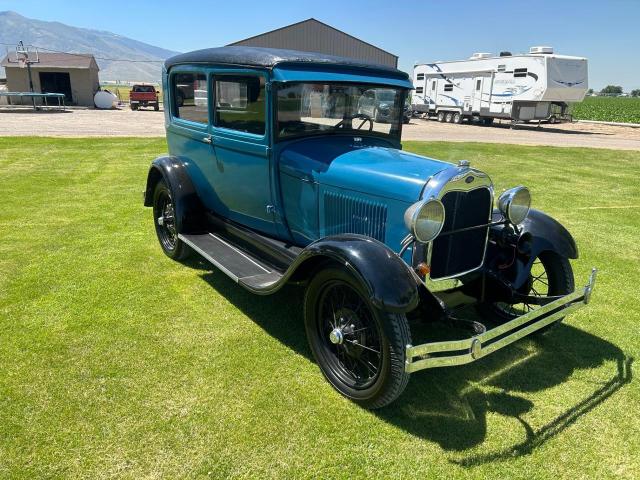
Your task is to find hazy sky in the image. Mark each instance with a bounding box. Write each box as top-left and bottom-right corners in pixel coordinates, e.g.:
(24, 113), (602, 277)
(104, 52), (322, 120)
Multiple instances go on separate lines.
(2, 0), (638, 90)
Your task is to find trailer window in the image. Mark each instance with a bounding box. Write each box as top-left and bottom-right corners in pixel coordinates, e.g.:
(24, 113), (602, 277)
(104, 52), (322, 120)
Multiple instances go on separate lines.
(514, 68), (528, 78)
(432, 81), (436, 90)
(497, 64), (506, 72)
(444, 84), (453, 92)
(417, 73), (424, 80)
(476, 79), (481, 91)
(415, 87), (424, 94)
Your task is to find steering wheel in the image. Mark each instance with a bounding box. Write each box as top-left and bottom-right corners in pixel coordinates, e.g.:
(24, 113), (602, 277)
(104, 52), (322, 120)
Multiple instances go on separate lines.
(335, 114), (373, 131)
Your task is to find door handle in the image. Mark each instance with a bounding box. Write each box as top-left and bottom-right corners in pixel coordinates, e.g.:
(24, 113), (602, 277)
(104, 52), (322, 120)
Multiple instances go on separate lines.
(203, 135), (213, 144)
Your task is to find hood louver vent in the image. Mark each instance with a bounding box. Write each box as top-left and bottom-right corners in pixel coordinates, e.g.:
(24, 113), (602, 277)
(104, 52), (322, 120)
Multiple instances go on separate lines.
(323, 192), (387, 242)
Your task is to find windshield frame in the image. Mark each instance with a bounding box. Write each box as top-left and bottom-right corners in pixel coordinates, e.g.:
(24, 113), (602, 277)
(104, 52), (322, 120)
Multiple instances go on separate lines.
(273, 81), (407, 143)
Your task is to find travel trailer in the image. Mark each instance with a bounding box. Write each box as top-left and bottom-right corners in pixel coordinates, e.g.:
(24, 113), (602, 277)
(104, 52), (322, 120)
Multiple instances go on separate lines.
(412, 47), (588, 126)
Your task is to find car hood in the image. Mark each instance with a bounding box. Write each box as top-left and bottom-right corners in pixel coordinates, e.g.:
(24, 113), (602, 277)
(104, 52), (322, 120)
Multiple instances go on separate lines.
(279, 136), (451, 203)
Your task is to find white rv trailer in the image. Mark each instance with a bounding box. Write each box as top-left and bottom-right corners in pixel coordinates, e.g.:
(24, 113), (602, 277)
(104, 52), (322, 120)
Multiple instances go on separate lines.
(412, 47), (588, 125)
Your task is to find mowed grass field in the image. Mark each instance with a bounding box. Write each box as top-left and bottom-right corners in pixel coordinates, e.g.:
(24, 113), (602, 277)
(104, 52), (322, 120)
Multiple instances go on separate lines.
(571, 96), (640, 123)
(1, 137), (638, 479)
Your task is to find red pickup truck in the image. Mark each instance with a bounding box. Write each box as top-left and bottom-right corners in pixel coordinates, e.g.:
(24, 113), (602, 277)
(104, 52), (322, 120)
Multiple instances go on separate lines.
(129, 84), (160, 111)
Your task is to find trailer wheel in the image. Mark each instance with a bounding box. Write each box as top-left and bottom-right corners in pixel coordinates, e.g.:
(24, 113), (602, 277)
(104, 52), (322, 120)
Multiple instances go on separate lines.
(445, 112), (454, 123)
(437, 111), (445, 122)
(453, 112), (462, 124)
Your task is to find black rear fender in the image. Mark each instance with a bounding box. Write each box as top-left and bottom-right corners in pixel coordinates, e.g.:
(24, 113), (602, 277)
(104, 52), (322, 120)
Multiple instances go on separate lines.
(143, 155), (204, 233)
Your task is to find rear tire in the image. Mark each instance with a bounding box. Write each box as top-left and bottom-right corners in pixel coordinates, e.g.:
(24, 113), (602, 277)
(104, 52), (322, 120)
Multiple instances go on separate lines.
(453, 112), (462, 124)
(152, 180), (190, 261)
(437, 111), (445, 122)
(304, 266), (411, 409)
(445, 112), (454, 123)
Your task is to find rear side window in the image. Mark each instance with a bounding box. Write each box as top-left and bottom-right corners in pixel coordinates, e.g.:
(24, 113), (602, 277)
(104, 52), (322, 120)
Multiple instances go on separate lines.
(173, 72), (208, 124)
(416, 73), (425, 80)
(415, 87), (424, 94)
(444, 84), (453, 92)
(214, 76), (265, 135)
(514, 68), (528, 78)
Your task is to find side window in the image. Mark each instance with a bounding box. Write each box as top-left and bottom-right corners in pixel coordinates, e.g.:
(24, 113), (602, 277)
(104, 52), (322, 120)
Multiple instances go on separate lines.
(514, 68), (528, 78)
(476, 79), (481, 91)
(214, 76), (265, 135)
(415, 87), (424, 94)
(416, 73), (425, 80)
(444, 83), (453, 92)
(173, 72), (208, 124)
(431, 80), (436, 91)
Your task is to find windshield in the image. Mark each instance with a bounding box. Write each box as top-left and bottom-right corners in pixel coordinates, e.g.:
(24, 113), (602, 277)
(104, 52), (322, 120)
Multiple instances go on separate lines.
(276, 82), (404, 140)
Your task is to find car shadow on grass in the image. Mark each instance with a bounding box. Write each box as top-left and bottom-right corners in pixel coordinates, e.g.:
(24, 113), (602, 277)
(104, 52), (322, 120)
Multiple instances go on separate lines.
(191, 261), (631, 464)
(378, 324), (631, 464)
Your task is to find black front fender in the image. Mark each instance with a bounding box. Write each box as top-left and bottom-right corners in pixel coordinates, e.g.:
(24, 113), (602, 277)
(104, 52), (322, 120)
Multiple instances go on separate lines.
(510, 209), (578, 288)
(143, 155), (204, 233)
(521, 209), (578, 260)
(289, 235), (420, 313)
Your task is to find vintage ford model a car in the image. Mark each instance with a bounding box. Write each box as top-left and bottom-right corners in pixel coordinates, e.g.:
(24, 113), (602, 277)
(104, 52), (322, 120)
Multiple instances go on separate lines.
(144, 47), (597, 409)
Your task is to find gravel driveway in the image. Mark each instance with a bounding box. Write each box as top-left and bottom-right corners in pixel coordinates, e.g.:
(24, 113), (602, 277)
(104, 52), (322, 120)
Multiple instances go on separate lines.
(1, 107), (639, 150)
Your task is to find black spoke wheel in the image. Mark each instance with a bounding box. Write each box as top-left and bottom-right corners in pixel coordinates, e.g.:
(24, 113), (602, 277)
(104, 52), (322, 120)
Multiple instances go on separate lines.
(152, 180), (190, 261)
(304, 266), (411, 409)
(482, 251), (574, 332)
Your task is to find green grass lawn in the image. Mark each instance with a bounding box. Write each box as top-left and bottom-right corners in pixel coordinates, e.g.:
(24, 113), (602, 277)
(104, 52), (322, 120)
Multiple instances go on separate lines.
(1, 138), (638, 479)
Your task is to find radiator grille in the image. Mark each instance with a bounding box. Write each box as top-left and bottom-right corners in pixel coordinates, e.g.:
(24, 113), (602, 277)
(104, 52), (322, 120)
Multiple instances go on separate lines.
(430, 188), (491, 279)
(323, 192), (387, 242)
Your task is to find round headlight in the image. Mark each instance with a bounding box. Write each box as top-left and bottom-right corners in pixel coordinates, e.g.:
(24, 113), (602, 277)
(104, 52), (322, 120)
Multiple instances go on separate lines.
(404, 199), (445, 243)
(498, 186), (531, 225)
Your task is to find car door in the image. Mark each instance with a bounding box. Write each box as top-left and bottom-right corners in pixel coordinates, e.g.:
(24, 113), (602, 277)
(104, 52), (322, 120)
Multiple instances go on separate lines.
(472, 77), (484, 112)
(209, 71), (277, 236)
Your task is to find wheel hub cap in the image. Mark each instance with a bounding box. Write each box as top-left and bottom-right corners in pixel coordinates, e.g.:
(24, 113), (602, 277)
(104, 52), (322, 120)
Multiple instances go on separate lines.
(329, 328), (344, 345)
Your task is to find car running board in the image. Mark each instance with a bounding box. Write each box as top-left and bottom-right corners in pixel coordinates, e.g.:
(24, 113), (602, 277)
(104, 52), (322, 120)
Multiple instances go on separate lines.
(179, 233), (284, 290)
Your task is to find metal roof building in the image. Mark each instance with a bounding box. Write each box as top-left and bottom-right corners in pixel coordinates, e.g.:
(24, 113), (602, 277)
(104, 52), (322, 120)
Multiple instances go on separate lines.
(1, 52), (100, 106)
(228, 18), (398, 68)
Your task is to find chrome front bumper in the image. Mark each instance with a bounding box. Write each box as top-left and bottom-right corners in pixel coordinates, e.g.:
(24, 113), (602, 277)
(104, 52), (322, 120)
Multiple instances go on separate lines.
(405, 268), (598, 373)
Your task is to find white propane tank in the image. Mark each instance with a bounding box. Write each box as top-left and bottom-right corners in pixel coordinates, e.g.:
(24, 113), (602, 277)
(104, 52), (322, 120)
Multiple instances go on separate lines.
(94, 90), (118, 109)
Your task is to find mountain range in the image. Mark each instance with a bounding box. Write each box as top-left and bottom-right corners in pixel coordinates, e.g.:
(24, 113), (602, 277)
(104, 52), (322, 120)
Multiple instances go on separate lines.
(0, 11), (179, 83)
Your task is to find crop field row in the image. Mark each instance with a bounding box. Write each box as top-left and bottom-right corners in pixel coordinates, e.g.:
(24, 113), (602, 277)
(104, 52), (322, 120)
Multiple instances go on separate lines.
(571, 96), (640, 124)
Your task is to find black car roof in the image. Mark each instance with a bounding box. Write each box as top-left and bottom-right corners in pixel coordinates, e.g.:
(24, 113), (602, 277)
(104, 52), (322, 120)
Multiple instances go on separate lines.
(164, 46), (409, 80)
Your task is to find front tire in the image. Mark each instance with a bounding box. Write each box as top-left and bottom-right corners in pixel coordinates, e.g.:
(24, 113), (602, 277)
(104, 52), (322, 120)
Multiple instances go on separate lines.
(480, 251), (574, 332)
(152, 180), (190, 261)
(304, 266), (411, 409)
